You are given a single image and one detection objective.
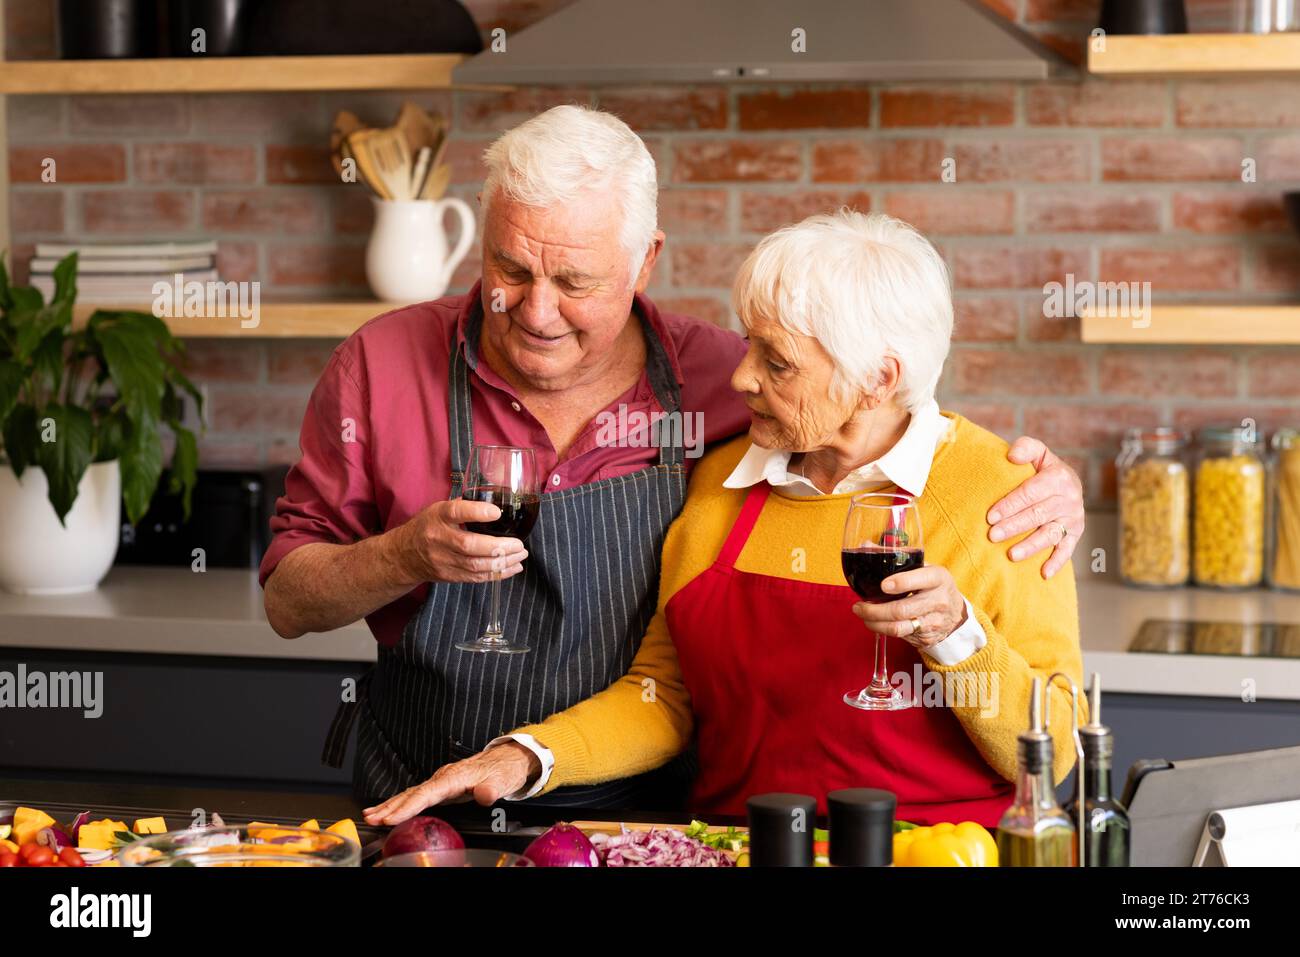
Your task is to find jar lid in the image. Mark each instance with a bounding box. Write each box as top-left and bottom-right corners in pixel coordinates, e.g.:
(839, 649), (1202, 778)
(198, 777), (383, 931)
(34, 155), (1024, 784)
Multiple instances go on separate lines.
(1272, 428), (1300, 450)
(1198, 425), (1260, 447)
(1119, 426), (1185, 462)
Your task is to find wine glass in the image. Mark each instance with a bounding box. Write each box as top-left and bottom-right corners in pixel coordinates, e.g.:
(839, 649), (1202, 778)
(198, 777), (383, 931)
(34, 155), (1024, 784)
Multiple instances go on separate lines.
(842, 492), (924, 711)
(455, 445), (540, 655)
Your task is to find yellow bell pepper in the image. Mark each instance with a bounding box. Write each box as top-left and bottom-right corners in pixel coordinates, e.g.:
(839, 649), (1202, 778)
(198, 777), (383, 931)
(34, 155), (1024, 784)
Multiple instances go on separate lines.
(893, 822), (998, 867)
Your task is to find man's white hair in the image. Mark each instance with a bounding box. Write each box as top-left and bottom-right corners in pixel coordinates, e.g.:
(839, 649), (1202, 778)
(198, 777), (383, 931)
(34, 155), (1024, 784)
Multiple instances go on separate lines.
(731, 209), (953, 413)
(482, 105), (658, 286)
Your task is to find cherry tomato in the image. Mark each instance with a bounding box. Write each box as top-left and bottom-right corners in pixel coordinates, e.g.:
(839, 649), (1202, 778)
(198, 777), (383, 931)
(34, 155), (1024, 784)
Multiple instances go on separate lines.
(17, 843), (42, 862)
(0, 851), (17, 867)
(58, 847), (86, 868)
(50, 861), (69, 867)
(24, 846), (54, 867)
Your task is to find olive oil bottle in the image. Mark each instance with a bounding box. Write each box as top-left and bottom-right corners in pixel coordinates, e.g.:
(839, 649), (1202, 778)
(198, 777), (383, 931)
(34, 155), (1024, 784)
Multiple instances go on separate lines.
(997, 677), (1077, 867)
(1065, 674), (1131, 866)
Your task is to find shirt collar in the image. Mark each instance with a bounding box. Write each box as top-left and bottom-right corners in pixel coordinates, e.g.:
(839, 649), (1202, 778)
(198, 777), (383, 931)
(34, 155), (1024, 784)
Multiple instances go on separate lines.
(722, 400), (950, 497)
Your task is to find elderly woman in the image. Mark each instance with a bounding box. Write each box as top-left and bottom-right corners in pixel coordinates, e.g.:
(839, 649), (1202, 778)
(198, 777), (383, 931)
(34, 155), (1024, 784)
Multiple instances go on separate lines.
(366, 210), (1084, 826)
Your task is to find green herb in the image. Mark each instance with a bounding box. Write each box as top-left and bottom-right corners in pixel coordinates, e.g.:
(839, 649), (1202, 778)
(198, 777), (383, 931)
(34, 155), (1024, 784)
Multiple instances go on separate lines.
(685, 820), (749, 852)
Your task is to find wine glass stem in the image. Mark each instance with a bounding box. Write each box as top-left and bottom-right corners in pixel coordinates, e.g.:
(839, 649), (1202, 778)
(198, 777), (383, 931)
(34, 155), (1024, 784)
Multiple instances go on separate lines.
(486, 570), (503, 639)
(870, 633), (891, 692)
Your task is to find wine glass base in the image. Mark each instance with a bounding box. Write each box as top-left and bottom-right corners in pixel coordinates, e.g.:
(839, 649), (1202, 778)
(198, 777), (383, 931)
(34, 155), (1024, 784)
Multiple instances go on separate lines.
(844, 688), (911, 711)
(456, 638), (531, 655)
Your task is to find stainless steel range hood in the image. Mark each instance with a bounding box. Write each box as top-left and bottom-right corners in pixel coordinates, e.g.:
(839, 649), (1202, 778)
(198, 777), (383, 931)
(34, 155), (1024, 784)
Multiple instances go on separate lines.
(452, 0), (1075, 86)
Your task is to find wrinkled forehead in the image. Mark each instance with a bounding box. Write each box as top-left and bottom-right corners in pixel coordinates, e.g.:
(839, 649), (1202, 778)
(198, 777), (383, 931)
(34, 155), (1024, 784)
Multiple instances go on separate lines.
(484, 189), (626, 273)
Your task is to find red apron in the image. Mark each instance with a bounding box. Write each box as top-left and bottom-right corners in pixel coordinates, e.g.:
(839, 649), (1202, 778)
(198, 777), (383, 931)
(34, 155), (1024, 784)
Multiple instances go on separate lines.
(666, 482), (1015, 827)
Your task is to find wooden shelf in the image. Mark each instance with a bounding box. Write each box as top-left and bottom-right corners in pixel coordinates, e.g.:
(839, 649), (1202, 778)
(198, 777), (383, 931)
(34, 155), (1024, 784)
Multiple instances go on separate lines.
(1089, 32), (1300, 76)
(72, 300), (398, 338)
(0, 53), (477, 94)
(1081, 305), (1300, 343)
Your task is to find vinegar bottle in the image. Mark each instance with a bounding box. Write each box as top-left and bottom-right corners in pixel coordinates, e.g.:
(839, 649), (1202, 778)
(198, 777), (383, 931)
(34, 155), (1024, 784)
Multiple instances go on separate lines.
(996, 676), (1077, 867)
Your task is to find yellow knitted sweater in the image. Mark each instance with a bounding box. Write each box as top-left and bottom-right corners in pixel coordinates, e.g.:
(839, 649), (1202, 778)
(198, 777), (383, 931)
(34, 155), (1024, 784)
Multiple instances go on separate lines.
(513, 413), (1085, 792)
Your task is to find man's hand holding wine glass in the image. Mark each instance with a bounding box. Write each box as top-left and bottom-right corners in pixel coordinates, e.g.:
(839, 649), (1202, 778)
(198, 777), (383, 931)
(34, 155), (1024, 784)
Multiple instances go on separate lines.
(850, 564), (970, 651)
(390, 499), (529, 585)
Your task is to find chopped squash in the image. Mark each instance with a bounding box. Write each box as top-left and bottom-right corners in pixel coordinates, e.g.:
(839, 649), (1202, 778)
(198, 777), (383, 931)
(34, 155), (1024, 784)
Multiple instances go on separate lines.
(13, 807), (56, 846)
(133, 817), (167, 835)
(0, 838), (19, 854)
(298, 819), (320, 831)
(77, 819), (129, 851)
(325, 819), (359, 844)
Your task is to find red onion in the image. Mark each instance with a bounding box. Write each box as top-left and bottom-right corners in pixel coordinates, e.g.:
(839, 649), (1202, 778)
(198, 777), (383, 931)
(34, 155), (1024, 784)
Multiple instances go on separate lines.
(37, 826), (74, 852)
(522, 824), (602, 868)
(591, 827), (735, 867)
(382, 816), (464, 859)
(69, 811), (92, 844)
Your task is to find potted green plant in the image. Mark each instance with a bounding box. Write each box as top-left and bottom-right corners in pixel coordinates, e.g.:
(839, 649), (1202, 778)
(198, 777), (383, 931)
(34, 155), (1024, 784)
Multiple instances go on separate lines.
(0, 252), (201, 594)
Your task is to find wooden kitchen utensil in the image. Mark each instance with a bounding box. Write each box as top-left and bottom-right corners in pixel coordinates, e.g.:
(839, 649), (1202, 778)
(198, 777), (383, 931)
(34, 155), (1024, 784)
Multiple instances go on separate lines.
(395, 101), (444, 155)
(418, 163), (452, 201)
(330, 109), (365, 177)
(344, 128), (393, 200)
(409, 146), (433, 199)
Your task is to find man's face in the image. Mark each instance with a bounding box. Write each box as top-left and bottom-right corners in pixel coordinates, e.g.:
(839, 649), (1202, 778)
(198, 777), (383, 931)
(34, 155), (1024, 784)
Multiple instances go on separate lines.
(479, 188), (662, 391)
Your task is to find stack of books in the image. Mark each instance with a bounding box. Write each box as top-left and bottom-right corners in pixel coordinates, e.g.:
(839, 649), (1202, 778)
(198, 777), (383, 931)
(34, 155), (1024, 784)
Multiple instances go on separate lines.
(29, 241), (220, 304)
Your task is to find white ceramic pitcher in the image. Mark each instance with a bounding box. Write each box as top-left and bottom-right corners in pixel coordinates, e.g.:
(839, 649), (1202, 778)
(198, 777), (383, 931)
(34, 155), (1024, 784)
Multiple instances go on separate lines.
(365, 197), (475, 303)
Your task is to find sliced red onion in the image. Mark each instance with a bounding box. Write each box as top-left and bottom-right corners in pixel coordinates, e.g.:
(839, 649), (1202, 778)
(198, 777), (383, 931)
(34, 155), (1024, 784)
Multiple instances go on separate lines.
(69, 811), (93, 844)
(594, 826), (734, 868)
(73, 848), (113, 865)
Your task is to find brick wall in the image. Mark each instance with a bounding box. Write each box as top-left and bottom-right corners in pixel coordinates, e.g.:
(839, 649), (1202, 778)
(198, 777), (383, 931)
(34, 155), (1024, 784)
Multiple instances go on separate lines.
(6, 0), (1300, 500)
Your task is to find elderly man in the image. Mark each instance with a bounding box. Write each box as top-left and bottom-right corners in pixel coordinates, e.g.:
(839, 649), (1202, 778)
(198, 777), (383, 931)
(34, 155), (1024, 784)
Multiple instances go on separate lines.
(262, 105), (1084, 811)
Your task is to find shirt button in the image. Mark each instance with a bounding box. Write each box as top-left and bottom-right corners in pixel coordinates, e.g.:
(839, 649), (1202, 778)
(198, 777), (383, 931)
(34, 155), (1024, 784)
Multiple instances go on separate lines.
(551, 474), (561, 487)
(510, 401), (521, 412)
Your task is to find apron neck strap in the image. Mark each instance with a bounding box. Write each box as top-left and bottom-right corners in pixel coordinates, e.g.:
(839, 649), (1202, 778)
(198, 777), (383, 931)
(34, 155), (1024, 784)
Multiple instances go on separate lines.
(717, 482), (773, 568)
(447, 300), (480, 497)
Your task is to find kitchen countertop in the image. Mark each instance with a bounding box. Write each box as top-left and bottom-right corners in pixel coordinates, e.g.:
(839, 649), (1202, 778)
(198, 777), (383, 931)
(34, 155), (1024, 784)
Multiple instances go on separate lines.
(0, 566), (376, 663)
(1077, 575), (1300, 702)
(4, 557), (1300, 701)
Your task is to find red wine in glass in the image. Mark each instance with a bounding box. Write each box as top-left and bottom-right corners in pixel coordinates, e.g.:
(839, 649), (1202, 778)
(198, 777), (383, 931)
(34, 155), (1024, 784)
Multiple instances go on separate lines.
(842, 494), (923, 711)
(463, 485), (540, 540)
(842, 546), (925, 603)
(456, 445), (539, 655)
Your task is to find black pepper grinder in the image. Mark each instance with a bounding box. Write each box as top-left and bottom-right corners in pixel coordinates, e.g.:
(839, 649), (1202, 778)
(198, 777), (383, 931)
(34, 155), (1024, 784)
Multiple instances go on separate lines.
(746, 793), (817, 867)
(828, 788), (896, 867)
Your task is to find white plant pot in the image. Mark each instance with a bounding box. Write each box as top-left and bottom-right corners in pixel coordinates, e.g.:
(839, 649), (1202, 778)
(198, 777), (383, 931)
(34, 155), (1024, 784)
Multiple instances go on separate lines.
(0, 459), (121, 595)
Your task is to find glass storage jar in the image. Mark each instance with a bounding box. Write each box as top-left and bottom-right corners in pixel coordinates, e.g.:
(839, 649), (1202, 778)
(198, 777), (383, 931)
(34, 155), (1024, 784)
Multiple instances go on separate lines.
(1193, 426), (1267, 589)
(1268, 428), (1300, 591)
(1116, 427), (1191, 587)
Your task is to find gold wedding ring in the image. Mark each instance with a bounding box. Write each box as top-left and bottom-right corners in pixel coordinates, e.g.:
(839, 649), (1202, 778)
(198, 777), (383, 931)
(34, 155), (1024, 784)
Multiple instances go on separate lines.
(909, 617), (922, 636)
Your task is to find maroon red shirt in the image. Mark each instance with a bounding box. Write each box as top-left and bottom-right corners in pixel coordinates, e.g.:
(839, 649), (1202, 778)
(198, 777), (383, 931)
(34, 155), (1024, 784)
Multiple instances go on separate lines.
(260, 282), (750, 647)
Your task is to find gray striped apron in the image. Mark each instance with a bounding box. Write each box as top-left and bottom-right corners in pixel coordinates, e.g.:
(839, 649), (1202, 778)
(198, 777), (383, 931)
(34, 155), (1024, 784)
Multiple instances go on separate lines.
(342, 303), (694, 809)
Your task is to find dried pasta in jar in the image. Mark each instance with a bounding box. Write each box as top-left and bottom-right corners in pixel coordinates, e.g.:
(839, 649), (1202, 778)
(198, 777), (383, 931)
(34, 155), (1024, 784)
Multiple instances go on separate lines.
(1270, 432), (1300, 590)
(1117, 428), (1190, 587)
(1193, 428), (1266, 588)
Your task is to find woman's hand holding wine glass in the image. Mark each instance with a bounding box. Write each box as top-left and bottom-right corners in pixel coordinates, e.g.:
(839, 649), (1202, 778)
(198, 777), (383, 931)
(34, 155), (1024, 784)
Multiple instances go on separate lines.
(849, 564), (969, 651)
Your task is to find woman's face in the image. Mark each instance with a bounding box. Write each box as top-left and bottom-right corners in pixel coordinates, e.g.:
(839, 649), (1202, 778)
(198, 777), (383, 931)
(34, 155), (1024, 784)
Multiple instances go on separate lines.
(731, 313), (865, 452)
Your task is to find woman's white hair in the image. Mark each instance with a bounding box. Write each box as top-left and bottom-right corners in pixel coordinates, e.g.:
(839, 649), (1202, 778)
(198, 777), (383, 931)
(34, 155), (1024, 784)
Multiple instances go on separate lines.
(482, 105), (658, 286)
(732, 209), (953, 413)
